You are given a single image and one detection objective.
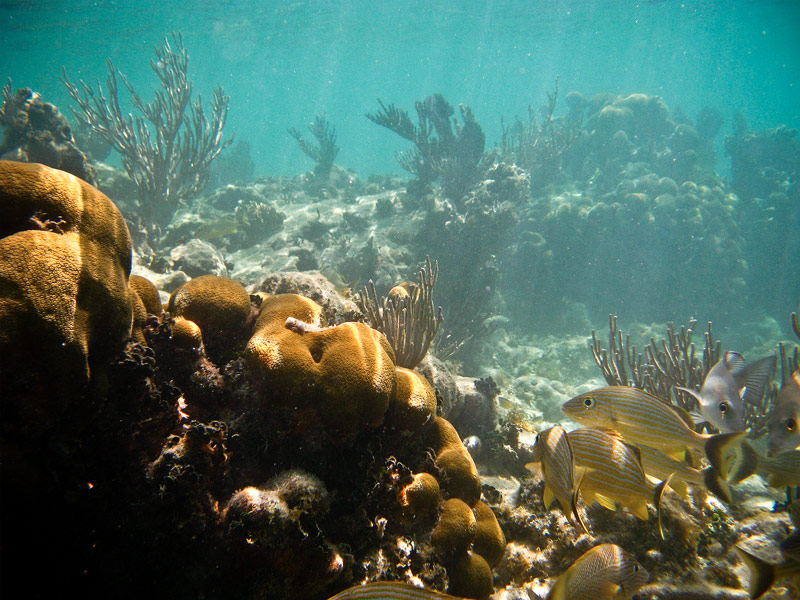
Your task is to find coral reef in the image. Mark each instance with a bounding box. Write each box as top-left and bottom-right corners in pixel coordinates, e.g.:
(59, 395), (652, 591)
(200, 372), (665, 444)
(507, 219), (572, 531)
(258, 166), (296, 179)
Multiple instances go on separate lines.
(0, 160), (134, 432)
(289, 114), (340, 182)
(0, 81), (96, 183)
(367, 94), (489, 201)
(360, 256), (443, 369)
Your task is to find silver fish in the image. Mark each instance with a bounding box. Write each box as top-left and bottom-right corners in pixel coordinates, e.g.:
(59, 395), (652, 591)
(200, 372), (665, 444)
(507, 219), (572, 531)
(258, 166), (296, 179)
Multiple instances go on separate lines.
(546, 543), (649, 600)
(767, 368), (800, 456)
(676, 350), (775, 433)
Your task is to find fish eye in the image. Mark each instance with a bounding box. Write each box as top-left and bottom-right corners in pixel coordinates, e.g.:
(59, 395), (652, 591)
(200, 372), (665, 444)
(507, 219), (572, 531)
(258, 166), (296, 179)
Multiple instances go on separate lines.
(718, 402), (728, 414)
(787, 418), (796, 431)
(583, 397), (595, 408)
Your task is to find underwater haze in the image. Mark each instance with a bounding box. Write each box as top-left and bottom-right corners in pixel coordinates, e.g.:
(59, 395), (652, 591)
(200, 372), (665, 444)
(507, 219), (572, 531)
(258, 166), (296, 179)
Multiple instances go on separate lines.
(2, 0), (799, 176)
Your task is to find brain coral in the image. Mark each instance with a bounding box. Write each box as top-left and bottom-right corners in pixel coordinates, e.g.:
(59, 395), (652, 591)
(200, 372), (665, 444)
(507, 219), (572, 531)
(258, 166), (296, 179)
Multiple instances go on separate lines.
(167, 274), (252, 363)
(245, 293), (397, 441)
(0, 160), (134, 430)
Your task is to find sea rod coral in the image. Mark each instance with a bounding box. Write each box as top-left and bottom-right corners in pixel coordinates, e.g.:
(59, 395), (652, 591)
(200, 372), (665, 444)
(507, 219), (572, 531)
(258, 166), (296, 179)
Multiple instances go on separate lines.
(61, 31), (231, 232)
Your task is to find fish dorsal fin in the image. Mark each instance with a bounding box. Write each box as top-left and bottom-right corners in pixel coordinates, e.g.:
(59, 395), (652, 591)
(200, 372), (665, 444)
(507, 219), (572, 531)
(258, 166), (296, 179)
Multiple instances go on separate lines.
(671, 402), (700, 430)
(737, 355), (776, 406)
(724, 351), (747, 374)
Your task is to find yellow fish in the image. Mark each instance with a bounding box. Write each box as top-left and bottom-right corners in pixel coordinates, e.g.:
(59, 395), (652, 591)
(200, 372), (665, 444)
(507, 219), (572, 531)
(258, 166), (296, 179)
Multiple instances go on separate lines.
(327, 581), (466, 600)
(567, 428), (672, 538)
(546, 543), (649, 600)
(525, 425), (588, 533)
(563, 386), (757, 482)
(636, 444), (732, 504)
(757, 449), (800, 488)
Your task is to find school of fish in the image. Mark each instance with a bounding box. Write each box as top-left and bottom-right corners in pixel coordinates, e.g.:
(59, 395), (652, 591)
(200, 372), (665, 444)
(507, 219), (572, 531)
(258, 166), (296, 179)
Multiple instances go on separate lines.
(324, 355), (799, 600)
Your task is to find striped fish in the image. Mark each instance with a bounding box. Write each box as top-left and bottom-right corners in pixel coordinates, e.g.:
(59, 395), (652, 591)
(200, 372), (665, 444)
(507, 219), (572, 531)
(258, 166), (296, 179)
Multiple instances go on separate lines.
(526, 425), (588, 533)
(757, 449), (800, 488)
(567, 428), (672, 538)
(326, 581), (466, 600)
(636, 444), (732, 504)
(546, 543), (649, 600)
(562, 386), (756, 481)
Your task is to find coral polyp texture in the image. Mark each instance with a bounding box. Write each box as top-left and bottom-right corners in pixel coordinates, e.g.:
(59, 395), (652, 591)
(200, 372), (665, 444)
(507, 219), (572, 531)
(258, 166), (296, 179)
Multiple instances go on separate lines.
(0, 160), (134, 429)
(245, 293), (397, 441)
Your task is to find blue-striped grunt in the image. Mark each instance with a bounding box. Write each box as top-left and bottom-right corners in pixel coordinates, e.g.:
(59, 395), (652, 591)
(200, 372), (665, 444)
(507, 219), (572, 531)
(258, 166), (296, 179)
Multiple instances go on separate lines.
(757, 449), (800, 488)
(326, 581), (466, 600)
(567, 428), (672, 537)
(546, 543), (649, 600)
(636, 443), (732, 504)
(562, 386), (757, 482)
(525, 425), (588, 533)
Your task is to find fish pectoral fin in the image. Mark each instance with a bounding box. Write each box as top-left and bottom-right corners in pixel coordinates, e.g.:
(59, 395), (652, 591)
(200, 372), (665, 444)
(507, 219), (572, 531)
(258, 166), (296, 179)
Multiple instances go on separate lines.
(675, 386), (703, 408)
(598, 581), (622, 598)
(688, 410), (707, 426)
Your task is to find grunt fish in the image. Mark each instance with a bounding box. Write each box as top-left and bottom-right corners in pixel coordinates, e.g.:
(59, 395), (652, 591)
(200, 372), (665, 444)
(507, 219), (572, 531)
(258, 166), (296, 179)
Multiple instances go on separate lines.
(767, 369), (800, 457)
(567, 428), (672, 538)
(736, 500), (800, 599)
(562, 386), (757, 482)
(636, 443), (732, 504)
(546, 543), (649, 600)
(525, 425), (588, 533)
(676, 351), (775, 433)
(326, 581), (467, 599)
(756, 449), (800, 488)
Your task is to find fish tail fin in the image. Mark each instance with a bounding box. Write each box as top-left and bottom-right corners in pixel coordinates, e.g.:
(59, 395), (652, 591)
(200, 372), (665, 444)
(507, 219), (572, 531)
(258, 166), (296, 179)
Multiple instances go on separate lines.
(735, 545), (776, 599)
(705, 432), (758, 483)
(654, 472), (673, 540)
(702, 466), (733, 504)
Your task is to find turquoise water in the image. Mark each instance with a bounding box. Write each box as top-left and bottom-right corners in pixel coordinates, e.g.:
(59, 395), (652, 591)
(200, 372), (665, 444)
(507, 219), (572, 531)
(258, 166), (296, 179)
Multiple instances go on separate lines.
(2, 0), (799, 176)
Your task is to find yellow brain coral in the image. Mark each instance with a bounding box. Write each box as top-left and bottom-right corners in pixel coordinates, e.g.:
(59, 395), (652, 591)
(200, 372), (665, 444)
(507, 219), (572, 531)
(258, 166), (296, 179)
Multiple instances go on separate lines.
(167, 275), (252, 362)
(245, 293), (397, 441)
(0, 160), (134, 428)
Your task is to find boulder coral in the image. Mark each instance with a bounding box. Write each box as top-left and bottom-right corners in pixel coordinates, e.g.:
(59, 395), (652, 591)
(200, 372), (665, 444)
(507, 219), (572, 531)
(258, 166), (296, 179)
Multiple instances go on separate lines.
(0, 160), (134, 430)
(245, 293), (397, 441)
(167, 274), (252, 363)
